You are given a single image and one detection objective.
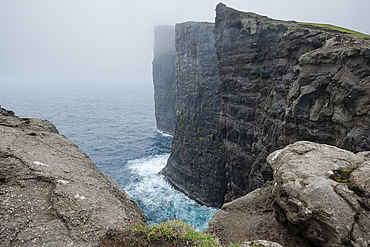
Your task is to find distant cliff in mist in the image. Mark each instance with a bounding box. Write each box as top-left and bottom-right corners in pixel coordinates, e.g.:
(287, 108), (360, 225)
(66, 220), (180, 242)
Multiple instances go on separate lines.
(152, 25), (177, 135)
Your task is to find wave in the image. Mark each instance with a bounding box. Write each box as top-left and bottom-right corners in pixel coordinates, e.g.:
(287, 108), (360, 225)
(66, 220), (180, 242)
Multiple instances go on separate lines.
(155, 128), (173, 137)
(124, 154), (219, 232)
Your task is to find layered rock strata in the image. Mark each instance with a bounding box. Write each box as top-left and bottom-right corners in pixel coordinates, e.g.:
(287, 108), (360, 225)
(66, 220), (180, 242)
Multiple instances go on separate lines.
(206, 141), (370, 247)
(0, 108), (146, 246)
(214, 3), (370, 202)
(157, 3), (370, 207)
(152, 25), (177, 135)
(162, 22), (226, 207)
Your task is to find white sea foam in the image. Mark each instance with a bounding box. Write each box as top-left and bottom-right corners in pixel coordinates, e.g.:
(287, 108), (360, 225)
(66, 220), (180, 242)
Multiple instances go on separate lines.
(125, 154), (219, 231)
(155, 129), (173, 137)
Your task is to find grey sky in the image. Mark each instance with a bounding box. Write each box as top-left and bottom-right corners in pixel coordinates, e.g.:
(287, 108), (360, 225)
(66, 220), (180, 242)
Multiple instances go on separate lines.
(0, 0), (369, 84)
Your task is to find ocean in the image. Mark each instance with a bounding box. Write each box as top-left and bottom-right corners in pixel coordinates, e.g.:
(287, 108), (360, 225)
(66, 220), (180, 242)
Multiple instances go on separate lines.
(0, 81), (218, 231)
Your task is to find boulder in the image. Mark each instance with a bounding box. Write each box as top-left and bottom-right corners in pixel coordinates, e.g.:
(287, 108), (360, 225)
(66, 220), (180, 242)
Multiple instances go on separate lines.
(269, 141), (370, 246)
(204, 182), (278, 244)
(206, 141), (370, 246)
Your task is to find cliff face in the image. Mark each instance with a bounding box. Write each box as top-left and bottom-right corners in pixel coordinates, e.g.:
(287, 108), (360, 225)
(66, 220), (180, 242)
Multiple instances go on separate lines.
(157, 4), (370, 208)
(0, 108), (146, 246)
(152, 25), (177, 135)
(162, 22), (226, 207)
(214, 3), (370, 202)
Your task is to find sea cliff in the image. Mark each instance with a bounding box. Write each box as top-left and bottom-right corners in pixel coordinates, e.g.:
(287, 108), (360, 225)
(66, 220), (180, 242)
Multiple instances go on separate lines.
(158, 3), (370, 208)
(161, 22), (226, 207)
(215, 3), (370, 202)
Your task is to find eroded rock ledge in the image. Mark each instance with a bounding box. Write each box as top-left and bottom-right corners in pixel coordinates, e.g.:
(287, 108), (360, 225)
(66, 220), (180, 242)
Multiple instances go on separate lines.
(205, 141), (370, 247)
(0, 108), (145, 246)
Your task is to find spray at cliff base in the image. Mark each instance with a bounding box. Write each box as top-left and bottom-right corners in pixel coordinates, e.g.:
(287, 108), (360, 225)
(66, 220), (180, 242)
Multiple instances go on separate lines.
(124, 150), (218, 231)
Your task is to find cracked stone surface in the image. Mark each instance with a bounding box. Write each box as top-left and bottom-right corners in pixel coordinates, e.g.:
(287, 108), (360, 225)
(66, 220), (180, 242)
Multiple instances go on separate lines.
(268, 141), (370, 247)
(206, 141), (370, 246)
(0, 108), (146, 246)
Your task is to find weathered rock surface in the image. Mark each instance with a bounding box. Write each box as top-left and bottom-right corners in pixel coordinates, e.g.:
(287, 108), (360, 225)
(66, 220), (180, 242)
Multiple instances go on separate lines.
(206, 141), (370, 247)
(204, 182), (279, 244)
(241, 240), (283, 247)
(214, 3), (370, 203)
(162, 22), (226, 207)
(153, 25), (177, 135)
(0, 108), (146, 246)
(270, 141), (370, 247)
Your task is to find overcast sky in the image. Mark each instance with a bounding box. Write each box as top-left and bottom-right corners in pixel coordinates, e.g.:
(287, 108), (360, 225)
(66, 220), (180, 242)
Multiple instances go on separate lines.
(0, 0), (369, 84)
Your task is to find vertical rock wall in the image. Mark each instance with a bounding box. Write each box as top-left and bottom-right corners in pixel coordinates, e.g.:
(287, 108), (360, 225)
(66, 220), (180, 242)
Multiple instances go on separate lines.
(152, 25), (176, 135)
(214, 3), (370, 202)
(214, 4), (287, 201)
(162, 22), (226, 207)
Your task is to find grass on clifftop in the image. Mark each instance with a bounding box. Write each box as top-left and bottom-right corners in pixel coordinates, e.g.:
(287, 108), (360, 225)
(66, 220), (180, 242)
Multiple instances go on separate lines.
(124, 219), (240, 247)
(263, 20), (370, 39)
(297, 22), (370, 39)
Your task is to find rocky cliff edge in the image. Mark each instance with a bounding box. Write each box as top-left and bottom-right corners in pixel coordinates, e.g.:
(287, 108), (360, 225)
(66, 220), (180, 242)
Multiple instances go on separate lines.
(0, 108), (146, 246)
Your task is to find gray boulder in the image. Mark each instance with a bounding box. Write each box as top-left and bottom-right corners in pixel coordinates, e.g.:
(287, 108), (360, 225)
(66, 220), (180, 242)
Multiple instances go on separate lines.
(206, 141), (370, 246)
(204, 182), (278, 244)
(269, 141), (370, 247)
(0, 108), (146, 246)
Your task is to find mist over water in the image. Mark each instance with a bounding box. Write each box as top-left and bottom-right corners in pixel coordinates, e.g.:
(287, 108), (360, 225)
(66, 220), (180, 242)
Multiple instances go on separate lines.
(0, 81), (218, 231)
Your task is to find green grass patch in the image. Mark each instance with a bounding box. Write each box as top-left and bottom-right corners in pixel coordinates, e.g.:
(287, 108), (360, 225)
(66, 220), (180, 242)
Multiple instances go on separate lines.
(329, 168), (354, 183)
(126, 219), (239, 246)
(264, 21), (278, 24)
(297, 22), (370, 39)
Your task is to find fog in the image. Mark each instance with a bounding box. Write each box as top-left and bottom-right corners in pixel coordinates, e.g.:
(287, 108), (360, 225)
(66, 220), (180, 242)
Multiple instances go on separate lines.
(1, 0), (369, 85)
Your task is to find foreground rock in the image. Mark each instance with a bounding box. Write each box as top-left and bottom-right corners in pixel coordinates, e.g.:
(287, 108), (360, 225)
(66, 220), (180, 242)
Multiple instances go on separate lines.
(206, 141), (370, 246)
(0, 108), (146, 246)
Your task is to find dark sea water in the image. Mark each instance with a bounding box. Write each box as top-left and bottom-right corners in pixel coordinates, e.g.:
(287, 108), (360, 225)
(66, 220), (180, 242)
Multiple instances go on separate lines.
(0, 81), (218, 231)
